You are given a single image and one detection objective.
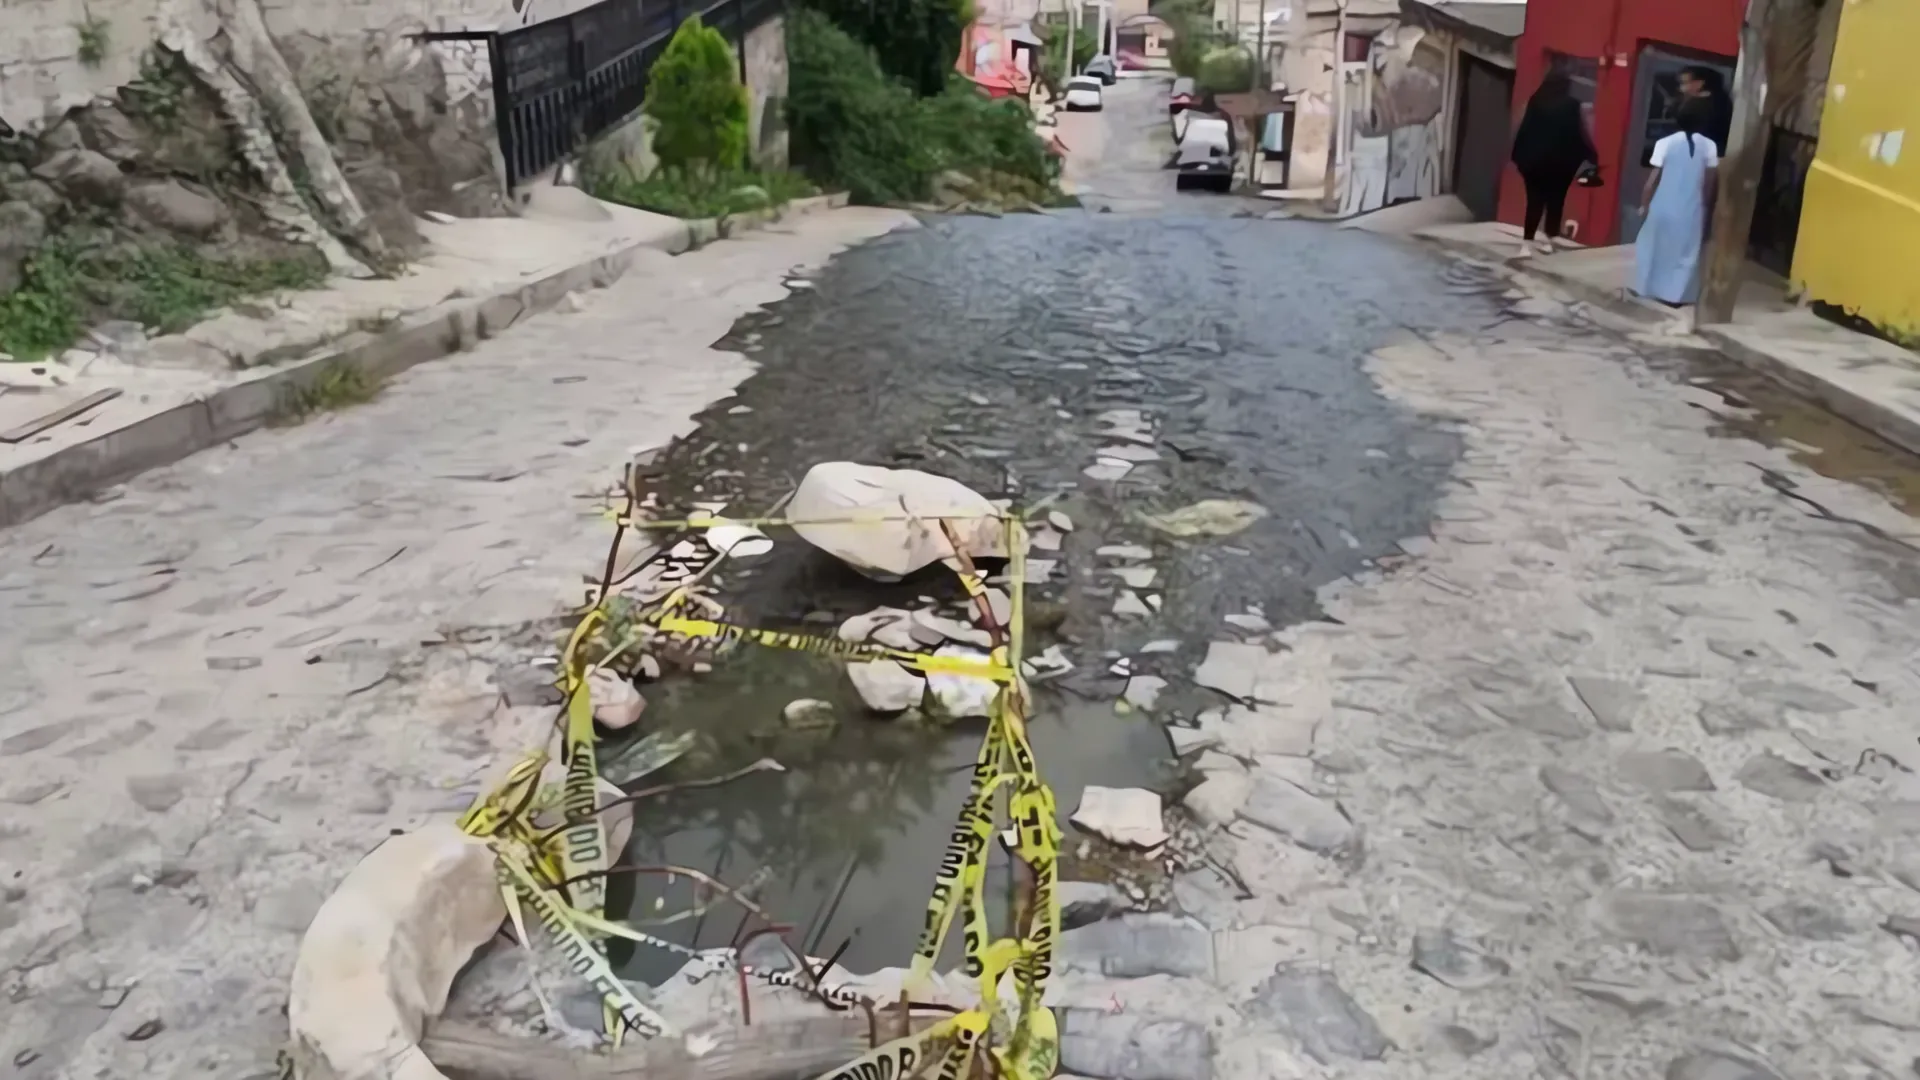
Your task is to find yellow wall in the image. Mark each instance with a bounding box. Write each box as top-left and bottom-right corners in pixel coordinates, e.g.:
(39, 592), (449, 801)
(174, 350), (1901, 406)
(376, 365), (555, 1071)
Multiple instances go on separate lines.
(1792, 0), (1920, 338)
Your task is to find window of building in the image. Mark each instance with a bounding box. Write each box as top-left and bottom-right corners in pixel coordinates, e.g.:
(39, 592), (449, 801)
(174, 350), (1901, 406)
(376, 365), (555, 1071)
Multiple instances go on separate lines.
(1343, 32), (1375, 64)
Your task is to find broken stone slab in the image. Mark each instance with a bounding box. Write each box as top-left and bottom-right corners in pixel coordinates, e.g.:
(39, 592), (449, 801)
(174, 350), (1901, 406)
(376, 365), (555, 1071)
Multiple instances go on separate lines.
(1617, 749), (1716, 793)
(925, 645), (998, 719)
(1123, 675), (1167, 710)
(1059, 912), (1215, 979)
(290, 823), (507, 1080)
(847, 659), (924, 713)
(1112, 565), (1157, 588)
(1022, 645), (1075, 682)
(1239, 775), (1355, 857)
(1071, 786), (1169, 850)
(1592, 892), (1740, 960)
(787, 462), (1010, 579)
(1223, 612), (1270, 633)
(1223, 704), (1316, 756)
(1247, 965), (1389, 1064)
(1060, 881), (1132, 929)
(1193, 641), (1264, 701)
(1113, 590), (1152, 618)
(1735, 752), (1828, 802)
(909, 609), (992, 648)
(782, 699), (837, 731)
(1165, 723), (1220, 756)
(1182, 772), (1250, 828)
(1665, 1048), (1789, 1080)
(1084, 458), (1133, 481)
(1096, 544), (1153, 561)
(1058, 1010), (1213, 1080)
(1538, 765), (1614, 825)
(1048, 510), (1075, 532)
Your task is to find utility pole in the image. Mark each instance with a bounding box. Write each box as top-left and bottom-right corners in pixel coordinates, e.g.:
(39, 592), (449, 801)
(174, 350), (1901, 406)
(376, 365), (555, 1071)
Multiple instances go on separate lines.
(1321, 0), (1347, 210)
(1696, 0), (1776, 326)
(1064, 0), (1077, 83)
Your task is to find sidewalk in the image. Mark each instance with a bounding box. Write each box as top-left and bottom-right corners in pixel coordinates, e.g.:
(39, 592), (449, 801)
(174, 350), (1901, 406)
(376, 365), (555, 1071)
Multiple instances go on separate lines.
(0, 190), (849, 528)
(1412, 220), (1920, 456)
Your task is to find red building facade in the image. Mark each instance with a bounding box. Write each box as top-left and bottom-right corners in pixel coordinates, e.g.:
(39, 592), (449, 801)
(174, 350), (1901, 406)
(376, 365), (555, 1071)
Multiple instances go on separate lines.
(1500, 0), (1746, 246)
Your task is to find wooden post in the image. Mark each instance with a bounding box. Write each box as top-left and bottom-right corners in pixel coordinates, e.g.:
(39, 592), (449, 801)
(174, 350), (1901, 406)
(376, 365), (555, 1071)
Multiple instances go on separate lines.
(1695, 0), (1775, 327)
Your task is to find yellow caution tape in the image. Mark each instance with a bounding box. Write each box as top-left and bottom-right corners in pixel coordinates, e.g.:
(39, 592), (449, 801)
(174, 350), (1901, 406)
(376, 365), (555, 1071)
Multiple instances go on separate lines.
(650, 613), (1017, 682)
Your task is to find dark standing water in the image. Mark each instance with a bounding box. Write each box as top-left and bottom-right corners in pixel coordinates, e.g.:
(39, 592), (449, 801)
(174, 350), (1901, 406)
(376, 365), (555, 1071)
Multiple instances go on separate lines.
(607, 210), (1493, 981)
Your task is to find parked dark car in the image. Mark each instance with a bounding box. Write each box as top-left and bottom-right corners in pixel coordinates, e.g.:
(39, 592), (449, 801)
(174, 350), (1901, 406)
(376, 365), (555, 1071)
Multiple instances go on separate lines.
(1174, 114), (1234, 193)
(1169, 77), (1196, 115)
(1083, 54), (1117, 85)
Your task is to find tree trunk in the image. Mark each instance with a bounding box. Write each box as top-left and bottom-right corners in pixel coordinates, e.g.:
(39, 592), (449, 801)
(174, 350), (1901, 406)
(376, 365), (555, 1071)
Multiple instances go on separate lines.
(1695, 0), (1773, 326)
(215, 0), (389, 264)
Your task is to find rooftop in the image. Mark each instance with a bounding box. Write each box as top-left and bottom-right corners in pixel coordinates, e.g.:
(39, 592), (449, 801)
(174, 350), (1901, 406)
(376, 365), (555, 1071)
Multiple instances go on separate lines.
(1403, 0), (1526, 41)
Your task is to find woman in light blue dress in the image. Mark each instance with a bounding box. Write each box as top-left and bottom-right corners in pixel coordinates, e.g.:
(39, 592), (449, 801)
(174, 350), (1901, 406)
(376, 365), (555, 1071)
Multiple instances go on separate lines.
(1632, 99), (1720, 305)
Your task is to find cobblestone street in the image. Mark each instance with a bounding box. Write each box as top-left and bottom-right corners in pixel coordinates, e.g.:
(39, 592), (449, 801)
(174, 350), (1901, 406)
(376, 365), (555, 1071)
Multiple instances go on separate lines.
(3, 77), (1919, 1080)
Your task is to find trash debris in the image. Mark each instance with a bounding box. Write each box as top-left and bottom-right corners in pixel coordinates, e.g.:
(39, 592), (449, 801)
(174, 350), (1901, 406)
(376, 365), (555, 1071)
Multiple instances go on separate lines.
(1097, 544), (1153, 561)
(1143, 499), (1268, 538)
(782, 699), (838, 731)
(926, 645), (998, 719)
(587, 669), (646, 730)
(1071, 786), (1170, 851)
(787, 463), (1010, 579)
(847, 659), (924, 713)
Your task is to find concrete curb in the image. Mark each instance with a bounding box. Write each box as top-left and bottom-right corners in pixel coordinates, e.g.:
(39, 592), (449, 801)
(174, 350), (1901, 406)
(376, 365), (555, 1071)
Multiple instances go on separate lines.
(0, 192), (850, 529)
(1700, 326), (1920, 457)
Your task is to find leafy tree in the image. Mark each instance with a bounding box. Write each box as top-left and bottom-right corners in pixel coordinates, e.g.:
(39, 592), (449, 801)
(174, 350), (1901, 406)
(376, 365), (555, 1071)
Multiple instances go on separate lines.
(1038, 20), (1097, 95)
(646, 15), (751, 171)
(805, 0), (968, 98)
(1196, 44), (1254, 93)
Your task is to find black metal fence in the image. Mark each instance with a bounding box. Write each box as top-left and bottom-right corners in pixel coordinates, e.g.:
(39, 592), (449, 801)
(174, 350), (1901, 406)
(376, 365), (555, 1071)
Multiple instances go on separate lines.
(426, 0), (783, 190)
(1747, 125), (1817, 278)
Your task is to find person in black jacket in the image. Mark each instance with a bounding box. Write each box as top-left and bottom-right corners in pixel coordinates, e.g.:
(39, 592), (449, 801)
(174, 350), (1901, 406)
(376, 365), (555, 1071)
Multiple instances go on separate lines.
(1509, 71), (1597, 256)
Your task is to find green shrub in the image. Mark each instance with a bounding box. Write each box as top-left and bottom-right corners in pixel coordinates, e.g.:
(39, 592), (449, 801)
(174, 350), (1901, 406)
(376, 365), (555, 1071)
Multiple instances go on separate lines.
(592, 164), (817, 219)
(804, 0), (967, 98)
(646, 15), (751, 171)
(1196, 45), (1254, 94)
(786, 10), (1057, 205)
(1038, 20), (1098, 94)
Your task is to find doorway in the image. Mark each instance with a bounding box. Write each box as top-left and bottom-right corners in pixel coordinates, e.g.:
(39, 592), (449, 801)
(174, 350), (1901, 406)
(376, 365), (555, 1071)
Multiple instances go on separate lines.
(1618, 45), (1734, 243)
(1452, 53), (1515, 220)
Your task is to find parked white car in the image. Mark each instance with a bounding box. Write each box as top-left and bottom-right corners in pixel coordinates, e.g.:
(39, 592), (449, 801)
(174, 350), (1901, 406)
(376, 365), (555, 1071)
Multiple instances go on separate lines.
(1064, 75), (1103, 112)
(1175, 115), (1234, 192)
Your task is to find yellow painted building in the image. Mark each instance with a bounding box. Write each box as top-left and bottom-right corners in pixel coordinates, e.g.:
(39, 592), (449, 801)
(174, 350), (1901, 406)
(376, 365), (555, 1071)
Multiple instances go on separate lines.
(1792, 0), (1920, 339)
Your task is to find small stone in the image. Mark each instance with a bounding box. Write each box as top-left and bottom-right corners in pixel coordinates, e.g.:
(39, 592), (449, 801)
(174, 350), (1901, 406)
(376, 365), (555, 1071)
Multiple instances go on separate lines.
(1567, 675), (1641, 732)
(1239, 775), (1355, 856)
(1735, 753), (1827, 802)
(1123, 675), (1167, 710)
(1113, 565), (1157, 588)
(1096, 544), (1153, 561)
(1031, 527), (1064, 552)
(1022, 645), (1074, 681)
(1059, 881), (1130, 929)
(838, 606), (915, 648)
(1411, 928), (1509, 990)
(781, 699), (836, 731)
(206, 656), (262, 671)
(1084, 459), (1132, 481)
(1193, 641), (1263, 700)
(1059, 912), (1214, 978)
(1617, 749), (1716, 793)
(1665, 1049), (1787, 1080)
(1761, 900), (1853, 940)
(1113, 590), (1151, 618)
(1047, 510), (1075, 533)
(1058, 1010), (1212, 1080)
(1182, 772), (1251, 827)
(126, 774), (185, 813)
(1570, 978), (1666, 1017)
(1595, 892), (1739, 960)
(1739, 680), (1854, 714)
(1697, 701), (1775, 735)
(1224, 612), (1271, 633)
(1140, 639), (1180, 653)
(909, 609), (990, 648)
(1248, 966), (1389, 1064)
(847, 660), (923, 713)
(1707, 639), (1778, 664)
(587, 669), (645, 730)
(1539, 765), (1614, 824)
(1071, 786), (1169, 850)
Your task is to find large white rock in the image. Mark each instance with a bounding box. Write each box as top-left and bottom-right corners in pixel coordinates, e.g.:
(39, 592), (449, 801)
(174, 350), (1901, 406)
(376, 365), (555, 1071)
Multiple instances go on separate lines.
(926, 645), (999, 719)
(788, 463), (1010, 579)
(289, 823), (505, 1080)
(848, 659), (925, 712)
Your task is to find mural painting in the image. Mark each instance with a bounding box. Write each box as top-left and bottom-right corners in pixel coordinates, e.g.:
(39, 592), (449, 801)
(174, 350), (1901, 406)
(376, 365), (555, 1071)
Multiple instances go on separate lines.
(1340, 29), (1445, 215)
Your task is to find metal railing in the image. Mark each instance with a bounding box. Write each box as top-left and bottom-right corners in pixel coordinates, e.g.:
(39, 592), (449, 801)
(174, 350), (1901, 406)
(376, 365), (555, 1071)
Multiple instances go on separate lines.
(425, 0), (783, 190)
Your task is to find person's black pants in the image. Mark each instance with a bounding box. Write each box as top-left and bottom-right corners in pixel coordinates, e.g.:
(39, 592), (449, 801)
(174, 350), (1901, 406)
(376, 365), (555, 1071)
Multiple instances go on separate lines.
(1520, 170), (1574, 241)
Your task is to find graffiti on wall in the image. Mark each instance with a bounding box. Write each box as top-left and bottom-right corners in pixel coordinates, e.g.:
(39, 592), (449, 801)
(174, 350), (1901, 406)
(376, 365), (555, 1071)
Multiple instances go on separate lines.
(1337, 30), (1446, 214)
(1385, 116), (1441, 203)
(1340, 132), (1390, 217)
